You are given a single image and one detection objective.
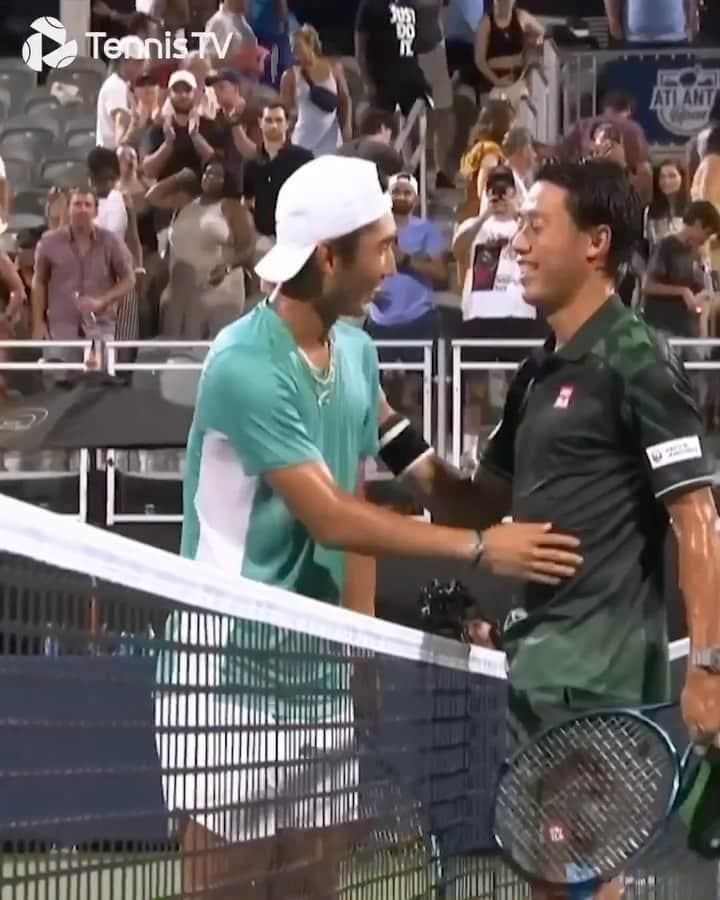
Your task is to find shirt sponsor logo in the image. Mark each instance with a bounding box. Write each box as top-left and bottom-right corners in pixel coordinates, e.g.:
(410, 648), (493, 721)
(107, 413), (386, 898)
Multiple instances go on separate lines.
(554, 385), (574, 409)
(646, 436), (702, 470)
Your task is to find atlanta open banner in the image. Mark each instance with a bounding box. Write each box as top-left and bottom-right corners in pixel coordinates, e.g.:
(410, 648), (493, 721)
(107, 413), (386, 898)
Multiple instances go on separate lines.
(600, 52), (720, 145)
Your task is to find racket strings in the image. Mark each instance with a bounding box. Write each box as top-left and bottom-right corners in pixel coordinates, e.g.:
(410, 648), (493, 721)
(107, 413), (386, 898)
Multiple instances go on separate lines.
(495, 713), (677, 885)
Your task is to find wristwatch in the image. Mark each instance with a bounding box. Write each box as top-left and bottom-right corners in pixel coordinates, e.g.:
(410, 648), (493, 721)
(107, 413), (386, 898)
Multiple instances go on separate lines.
(692, 648), (720, 673)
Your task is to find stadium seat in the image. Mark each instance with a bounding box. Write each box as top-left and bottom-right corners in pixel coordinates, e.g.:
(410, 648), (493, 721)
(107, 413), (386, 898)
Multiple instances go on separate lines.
(24, 91), (63, 119)
(0, 88), (10, 123)
(11, 189), (46, 218)
(37, 157), (88, 189)
(2, 157), (32, 190)
(0, 118), (58, 160)
(46, 68), (105, 104)
(7, 212), (45, 234)
(0, 61), (37, 116)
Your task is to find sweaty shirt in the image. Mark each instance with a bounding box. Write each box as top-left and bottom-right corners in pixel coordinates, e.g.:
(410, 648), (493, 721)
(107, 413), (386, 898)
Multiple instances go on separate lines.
(482, 296), (714, 704)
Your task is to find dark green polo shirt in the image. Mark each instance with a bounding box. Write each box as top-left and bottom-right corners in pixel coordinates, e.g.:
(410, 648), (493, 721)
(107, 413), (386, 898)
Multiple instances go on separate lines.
(482, 296), (714, 705)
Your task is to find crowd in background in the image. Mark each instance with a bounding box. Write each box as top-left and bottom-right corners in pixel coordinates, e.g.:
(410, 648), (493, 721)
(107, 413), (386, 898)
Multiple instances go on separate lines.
(0, 0), (718, 451)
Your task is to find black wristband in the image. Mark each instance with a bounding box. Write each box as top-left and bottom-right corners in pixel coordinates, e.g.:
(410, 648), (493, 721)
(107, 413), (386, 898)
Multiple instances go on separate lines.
(378, 415), (432, 477)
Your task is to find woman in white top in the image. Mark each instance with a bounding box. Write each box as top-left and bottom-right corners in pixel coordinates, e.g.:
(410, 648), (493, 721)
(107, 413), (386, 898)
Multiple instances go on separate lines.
(146, 156), (256, 339)
(87, 146), (143, 341)
(645, 160), (687, 250)
(280, 24), (351, 155)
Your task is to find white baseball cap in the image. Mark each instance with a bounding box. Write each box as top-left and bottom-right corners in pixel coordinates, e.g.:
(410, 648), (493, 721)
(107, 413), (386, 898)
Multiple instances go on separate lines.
(388, 172), (419, 196)
(255, 156), (392, 284)
(168, 69), (198, 91)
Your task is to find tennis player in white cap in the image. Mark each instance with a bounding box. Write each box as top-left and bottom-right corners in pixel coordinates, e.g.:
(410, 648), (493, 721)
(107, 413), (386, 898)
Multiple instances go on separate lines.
(160, 155), (582, 899)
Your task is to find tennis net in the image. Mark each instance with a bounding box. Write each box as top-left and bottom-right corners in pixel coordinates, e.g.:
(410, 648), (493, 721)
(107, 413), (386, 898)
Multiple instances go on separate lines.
(0, 494), (716, 900)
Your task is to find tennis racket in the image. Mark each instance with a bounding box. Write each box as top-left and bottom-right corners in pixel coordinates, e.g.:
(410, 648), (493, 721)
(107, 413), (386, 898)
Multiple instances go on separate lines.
(492, 704), (718, 892)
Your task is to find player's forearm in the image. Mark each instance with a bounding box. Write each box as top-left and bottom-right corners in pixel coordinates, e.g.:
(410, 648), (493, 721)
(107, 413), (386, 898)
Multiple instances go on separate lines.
(342, 552), (376, 616)
(669, 490), (720, 650)
(402, 457), (510, 529)
(320, 492), (478, 562)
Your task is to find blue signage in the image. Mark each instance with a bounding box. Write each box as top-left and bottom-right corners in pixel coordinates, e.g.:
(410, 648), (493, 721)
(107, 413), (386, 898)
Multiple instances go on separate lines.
(600, 53), (720, 144)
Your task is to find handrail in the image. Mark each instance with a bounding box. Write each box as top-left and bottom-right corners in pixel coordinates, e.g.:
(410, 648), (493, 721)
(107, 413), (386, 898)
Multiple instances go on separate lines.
(393, 97), (428, 219)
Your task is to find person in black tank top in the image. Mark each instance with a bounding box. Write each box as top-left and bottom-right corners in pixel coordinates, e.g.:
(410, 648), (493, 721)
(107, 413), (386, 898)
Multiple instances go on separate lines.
(474, 0), (544, 96)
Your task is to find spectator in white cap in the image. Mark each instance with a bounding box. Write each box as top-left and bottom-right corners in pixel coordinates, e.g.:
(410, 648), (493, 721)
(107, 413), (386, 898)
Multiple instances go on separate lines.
(143, 70), (216, 184)
(96, 35), (147, 149)
(366, 172), (447, 381)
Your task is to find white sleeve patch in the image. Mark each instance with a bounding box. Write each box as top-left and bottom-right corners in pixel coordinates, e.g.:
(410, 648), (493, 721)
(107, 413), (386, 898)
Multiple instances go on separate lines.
(646, 436), (702, 470)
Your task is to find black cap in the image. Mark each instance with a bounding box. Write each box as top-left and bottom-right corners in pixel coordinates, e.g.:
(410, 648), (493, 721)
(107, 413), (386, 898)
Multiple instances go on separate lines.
(205, 68), (241, 87)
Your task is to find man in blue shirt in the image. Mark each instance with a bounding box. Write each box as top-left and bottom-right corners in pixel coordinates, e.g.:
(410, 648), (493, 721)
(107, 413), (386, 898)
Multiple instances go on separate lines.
(604, 0), (698, 44)
(247, 0), (293, 87)
(444, 0), (486, 90)
(366, 172), (447, 350)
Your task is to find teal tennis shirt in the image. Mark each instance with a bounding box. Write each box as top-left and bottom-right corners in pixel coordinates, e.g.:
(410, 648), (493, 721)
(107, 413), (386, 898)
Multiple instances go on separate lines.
(160, 301), (380, 720)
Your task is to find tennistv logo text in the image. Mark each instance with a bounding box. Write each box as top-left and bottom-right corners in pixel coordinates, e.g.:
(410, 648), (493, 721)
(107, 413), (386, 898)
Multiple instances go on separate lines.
(22, 16), (232, 72)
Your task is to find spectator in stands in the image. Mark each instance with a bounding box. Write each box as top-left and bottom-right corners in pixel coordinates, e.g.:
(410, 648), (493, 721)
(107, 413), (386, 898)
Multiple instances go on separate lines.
(415, 0), (455, 189)
(118, 143), (157, 256)
(146, 157), (255, 338)
(280, 25), (351, 155)
(31, 187), (135, 350)
(0, 154), (7, 228)
(453, 164), (536, 329)
(474, 0), (544, 106)
(355, 0), (430, 118)
(0, 250), (27, 400)
(143, 71), (216, 181)
(478, 125), (534, 214)
(126, 71), (161, 150)
(688, 95), (720, 182)
(88, 147), (143, 344)
(145, 0), (191, 37)
(590, 120), (627, 167)
(366, 172), (446, 353)
(205, 0), (268, 77)
(96, 36), (147, 149)
(458, 98), (514, 228)
(445, 0), (486, 96)
(14, 229), (40, 300)
(691, 123), (720, 274)
(247, 0), (292, 88)
(603, 0), (698, 45)
(641, 200), (720, 350)
(44, 187), (70, 232)
(645, 161), (687, 249)
(337, 106), (404, 182)
(559, 91), (653, 204)
(176, 52), (219, 119)
(452, 164), (539, 448)
(244, 103), (313, 249)
(205, 68), (257, 170)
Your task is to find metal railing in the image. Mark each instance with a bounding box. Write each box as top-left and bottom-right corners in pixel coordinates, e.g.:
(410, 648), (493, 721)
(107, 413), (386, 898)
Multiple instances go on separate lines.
(394, 98), (429, 218)
(2, 336), (720, 522)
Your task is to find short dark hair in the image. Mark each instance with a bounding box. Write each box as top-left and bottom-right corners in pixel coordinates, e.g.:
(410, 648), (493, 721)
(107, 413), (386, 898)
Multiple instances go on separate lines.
(281, 228), (368, 301)
(261, 102), (289, 119)
(535, 160), (642, 278)
(705, 123), (720, 156)
(86, 146), (120, 178)
(602, 90), (634, 115)
(358, 107), (397, 139)
(683, 200), (720, 234)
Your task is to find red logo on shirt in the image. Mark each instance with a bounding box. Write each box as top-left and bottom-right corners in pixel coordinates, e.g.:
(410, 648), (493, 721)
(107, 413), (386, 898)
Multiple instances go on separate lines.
(554, 385), (574, 409)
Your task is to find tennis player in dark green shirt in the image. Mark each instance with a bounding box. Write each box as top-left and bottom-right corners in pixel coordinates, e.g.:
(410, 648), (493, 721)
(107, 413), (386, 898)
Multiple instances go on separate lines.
(479, 161), (720, 753)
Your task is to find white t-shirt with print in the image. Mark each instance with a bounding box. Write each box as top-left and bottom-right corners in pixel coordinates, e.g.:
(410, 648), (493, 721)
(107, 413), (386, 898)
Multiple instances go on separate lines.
(459, 215), (535, 321)
(96, 72), (131, 149)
